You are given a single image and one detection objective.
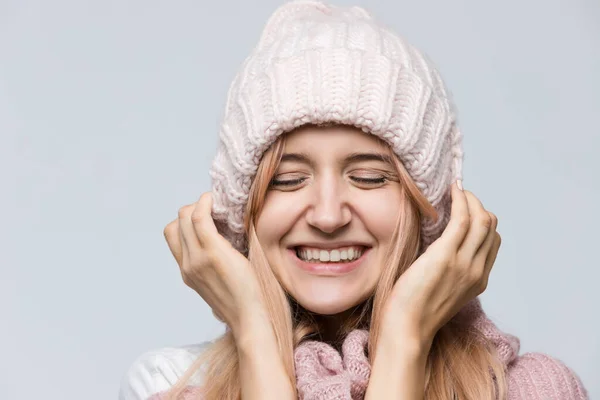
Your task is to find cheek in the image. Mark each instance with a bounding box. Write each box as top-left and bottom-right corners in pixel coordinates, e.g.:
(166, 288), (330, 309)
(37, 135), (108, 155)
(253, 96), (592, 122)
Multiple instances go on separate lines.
(354, 189), (402, 242)
(255, 192), (303, 246)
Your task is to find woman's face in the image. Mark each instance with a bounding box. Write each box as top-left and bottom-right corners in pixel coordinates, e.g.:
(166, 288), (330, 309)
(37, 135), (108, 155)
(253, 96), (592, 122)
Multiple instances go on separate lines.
(255, 125), (405, 315)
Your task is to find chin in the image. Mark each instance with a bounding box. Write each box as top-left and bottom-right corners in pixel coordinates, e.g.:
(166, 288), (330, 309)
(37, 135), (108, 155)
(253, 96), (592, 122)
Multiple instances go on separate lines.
(290, 288), (367, 315)
(300, 300), (356, 315)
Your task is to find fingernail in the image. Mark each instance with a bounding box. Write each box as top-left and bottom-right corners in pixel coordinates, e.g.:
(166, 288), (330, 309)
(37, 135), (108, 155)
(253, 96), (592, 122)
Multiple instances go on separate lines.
(456, 179), (463, 191)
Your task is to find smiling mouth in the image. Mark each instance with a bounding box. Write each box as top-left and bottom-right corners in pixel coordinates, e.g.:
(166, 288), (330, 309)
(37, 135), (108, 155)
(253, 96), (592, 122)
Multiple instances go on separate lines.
(293, 246), (369, 263)
(288, 245), (371, 276)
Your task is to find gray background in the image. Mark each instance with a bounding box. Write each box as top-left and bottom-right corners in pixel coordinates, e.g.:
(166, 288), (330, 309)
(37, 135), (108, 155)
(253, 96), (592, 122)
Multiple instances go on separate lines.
(1, 0), (598, 399)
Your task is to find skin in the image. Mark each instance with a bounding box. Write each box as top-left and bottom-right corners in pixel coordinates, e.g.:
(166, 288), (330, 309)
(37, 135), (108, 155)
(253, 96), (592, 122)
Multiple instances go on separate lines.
(365, 179), (501, 399)
(163, 125), (501, 399)
(255, 125), (404, 318)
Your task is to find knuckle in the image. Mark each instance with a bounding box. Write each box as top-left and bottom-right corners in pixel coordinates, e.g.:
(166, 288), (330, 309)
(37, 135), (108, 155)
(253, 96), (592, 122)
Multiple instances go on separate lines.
(190, 210), (204, 225)
(178, 205), (193, 219)
(457, 215), (471, 230)
(181, 262), (199, 282)
(487, 212), (497, 230)
(181, 272), (192, 287)
(199, 192), (211, 202)
(482, 277), (489, 290)
(478, 213), (492, 229)
(468, 267), (483, 285)
(163, 220), (177, 237)
(180, 262), (191, 275)
(478, 276), (489, 293)
(180, 265), (189, 279)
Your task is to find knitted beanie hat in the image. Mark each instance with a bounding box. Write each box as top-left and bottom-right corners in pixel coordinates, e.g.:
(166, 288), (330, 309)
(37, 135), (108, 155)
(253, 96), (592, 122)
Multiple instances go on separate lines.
(210, 0), (463, 255)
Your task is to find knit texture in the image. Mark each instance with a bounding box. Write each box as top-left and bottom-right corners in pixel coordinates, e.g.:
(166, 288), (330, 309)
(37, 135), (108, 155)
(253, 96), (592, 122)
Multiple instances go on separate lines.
(292, 298), (588, 399)
(147, 300), (588, 400)
(210, 0), (463, 256)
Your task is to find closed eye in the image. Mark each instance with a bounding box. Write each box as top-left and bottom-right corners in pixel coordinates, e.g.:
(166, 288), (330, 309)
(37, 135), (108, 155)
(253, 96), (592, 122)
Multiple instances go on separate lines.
(350, 176), (387, 184)
(270, 177), (307, 187)
(270, 176), (387, 188)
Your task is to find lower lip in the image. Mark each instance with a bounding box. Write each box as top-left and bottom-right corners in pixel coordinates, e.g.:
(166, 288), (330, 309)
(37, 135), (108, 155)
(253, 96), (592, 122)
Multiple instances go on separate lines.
(288, 248), (370, 276)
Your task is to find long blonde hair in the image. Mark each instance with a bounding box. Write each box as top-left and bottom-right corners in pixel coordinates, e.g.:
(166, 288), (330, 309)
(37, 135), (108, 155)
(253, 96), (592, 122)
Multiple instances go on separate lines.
(164, 125), (508, 400)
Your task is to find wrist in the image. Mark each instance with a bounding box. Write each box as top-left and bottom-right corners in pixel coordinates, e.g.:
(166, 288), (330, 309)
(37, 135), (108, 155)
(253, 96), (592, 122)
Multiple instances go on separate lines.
(377, 332), (430, 364)
(381, 313), (435, 351)
(232, 307), (276, 351)
(376, 322), (433, 362)
(366, 330), (430, 400)
(232, 308), (295, 400)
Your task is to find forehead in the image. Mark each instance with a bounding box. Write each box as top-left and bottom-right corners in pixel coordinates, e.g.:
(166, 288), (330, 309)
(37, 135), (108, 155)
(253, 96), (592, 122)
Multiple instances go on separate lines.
(283, 124), (388, 153)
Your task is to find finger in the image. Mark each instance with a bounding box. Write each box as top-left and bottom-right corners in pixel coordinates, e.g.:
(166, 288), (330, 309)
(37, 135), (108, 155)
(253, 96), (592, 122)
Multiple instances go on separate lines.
(439, 181), (471, 250)
(458, 191), (492, 260)
(191, 192), (219, 246)
(178, 203), (201, 261)
(471, 211), (498, 270)
(164, 219), (183, 266)
(481, 233), (501, 289)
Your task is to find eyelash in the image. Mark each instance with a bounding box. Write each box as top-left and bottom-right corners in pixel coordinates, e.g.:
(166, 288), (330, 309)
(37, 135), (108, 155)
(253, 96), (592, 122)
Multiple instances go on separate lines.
(270, 176), (387, 187)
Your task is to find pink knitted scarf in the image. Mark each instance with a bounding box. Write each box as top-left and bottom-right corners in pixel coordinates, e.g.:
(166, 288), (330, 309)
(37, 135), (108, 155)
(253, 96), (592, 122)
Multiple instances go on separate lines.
(150, 297), (588, 399)
(293, 299), (589, 399)
(294, 329), (370, 399)
(160, 298), (520, 399)
(293, 297), (519, 399)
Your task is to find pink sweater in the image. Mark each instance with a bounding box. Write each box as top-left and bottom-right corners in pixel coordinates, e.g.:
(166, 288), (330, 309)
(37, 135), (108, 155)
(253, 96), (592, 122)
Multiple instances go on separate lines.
(149, 299), (588, 399)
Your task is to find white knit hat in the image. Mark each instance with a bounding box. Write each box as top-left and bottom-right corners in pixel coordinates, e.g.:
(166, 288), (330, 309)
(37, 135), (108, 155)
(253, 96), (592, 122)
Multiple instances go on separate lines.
(209, 0), (463, 255)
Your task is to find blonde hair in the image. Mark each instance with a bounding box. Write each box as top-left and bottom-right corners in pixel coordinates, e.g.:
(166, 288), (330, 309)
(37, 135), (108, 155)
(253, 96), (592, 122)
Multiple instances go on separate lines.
(164, 124), (508, 400)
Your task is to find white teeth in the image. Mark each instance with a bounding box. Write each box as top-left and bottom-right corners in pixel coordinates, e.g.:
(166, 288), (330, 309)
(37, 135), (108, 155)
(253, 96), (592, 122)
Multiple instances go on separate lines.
(296, 246), (365, 263)
(330, 250), (340, 262)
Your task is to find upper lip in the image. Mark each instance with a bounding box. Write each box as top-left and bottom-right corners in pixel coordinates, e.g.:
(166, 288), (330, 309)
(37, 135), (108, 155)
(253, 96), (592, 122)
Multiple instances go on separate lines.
(288, 242), (372, 250)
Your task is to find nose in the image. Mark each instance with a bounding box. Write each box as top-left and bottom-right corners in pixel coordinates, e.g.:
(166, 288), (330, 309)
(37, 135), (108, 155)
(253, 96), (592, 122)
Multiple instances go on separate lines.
(305, 175), (352, 234)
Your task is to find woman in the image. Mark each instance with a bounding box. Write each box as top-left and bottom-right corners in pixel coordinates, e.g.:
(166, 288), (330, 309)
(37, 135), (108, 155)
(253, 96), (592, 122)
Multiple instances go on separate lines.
(119, 2), (588, 399)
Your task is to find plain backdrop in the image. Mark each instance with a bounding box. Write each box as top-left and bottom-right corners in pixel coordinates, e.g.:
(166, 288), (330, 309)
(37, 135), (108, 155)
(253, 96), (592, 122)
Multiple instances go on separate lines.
(1, 0), (598, 399)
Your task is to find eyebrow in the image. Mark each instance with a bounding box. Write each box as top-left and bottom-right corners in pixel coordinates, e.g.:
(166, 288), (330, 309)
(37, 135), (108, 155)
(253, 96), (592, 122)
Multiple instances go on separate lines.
(280, 152), (314, 166)
(344, 152), (394, 165)
(280, 151), (394, 167)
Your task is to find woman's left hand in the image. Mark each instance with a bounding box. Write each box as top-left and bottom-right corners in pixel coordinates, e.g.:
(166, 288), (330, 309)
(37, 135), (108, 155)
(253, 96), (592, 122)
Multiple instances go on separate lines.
(381, 181), (502, 349)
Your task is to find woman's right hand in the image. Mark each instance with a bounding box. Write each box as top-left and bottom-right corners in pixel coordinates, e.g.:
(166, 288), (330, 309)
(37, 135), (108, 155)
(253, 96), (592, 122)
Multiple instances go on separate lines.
(163, 192), (267, 338)
(164, 193), (295, 399)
